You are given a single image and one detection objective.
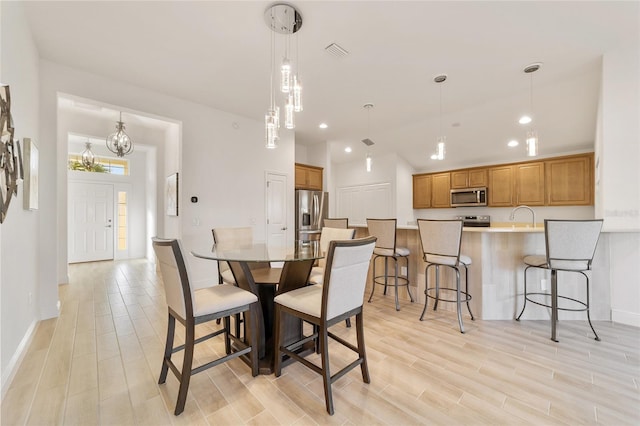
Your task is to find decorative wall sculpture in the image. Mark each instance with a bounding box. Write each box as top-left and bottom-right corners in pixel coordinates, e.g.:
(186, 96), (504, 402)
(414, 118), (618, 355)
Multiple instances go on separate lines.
(0, 85), (20, 223)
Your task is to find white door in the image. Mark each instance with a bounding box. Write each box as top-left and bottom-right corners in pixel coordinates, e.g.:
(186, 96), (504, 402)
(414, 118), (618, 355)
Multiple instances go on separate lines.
(68, 182), (114, 263)
(266, 172), (287, 246)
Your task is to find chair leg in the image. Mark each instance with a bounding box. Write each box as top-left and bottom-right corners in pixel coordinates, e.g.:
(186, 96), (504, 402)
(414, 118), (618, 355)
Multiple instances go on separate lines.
(383, 257), (389, 295)
(455, 268), (465, 334)
(433, 265), (440, 311)
(463, 264), (474, 320)
(356, 312), (370, 384)
(175, 319), (195, 415)
(223, 316), (231, 355)
(551, 269), (559, 342)
(159, 313), (175, 384)
(368, 256), (377, 303)
(394, 258), (400, 311)
(345, 318), (351, 328)
(516, 266), (532, 321)
(419, 265), (430, 321)
(583, 272), (600, 341)
(319, 323), (334, 415)
(404, 256), (414, 303)
(247, 304), (259, 376)
(273, 304), (284, 377)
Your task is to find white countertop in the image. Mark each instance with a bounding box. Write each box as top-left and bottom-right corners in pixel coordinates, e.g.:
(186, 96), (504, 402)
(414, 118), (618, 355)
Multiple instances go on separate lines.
(351, 223), (545, 233)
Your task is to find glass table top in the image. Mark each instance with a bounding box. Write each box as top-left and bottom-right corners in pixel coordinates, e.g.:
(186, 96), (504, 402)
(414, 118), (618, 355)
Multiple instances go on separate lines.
(191, 240), (322, 263)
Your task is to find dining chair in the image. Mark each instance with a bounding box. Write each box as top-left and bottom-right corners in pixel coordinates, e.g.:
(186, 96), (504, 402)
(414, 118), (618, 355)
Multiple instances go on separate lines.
(273, 236), (377, 415)
(366, 218), (414, 310)
(323, 218), (349, 228)
(152, 238), (258, 415)
(417, 219), (474, 333)
(308, 226), (356, 328)
(516, 219), (603, 342)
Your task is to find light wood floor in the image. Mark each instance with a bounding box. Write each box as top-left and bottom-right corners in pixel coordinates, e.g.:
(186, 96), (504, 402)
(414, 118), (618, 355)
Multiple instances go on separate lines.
(2, 258), (639, 425)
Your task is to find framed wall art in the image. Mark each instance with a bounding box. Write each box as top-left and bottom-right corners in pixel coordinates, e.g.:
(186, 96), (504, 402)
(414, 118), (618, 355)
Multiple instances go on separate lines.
(166, 172), (178, 216)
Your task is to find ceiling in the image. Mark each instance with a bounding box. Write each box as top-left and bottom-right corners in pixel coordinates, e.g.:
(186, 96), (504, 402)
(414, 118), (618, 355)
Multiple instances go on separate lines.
(23, 1), (639, 172)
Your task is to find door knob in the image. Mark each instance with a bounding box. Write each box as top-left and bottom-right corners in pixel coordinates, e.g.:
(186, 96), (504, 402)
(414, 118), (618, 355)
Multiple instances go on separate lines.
(105, 225), (112, 228)
(281, 227), (287, 230)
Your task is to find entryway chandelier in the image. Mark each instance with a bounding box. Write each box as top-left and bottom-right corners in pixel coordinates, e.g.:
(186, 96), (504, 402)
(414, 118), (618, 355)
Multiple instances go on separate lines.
(106, 112), (133, 157)
(82, 139), (96, 169)
(264, 3), (303, 149)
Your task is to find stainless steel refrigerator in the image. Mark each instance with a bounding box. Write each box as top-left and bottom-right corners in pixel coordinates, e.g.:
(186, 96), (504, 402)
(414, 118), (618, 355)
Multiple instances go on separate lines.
(295, 190), (328, 242)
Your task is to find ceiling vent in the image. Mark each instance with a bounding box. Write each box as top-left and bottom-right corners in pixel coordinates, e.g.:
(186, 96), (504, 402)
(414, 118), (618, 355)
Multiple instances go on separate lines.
(361, 138), (374, 146)
(325, 43), (349, 58)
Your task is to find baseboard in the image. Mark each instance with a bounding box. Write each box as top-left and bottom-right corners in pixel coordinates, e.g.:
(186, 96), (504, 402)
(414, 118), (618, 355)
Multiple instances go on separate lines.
(1, 319), (38, 398)
(611, 309), (640, 327)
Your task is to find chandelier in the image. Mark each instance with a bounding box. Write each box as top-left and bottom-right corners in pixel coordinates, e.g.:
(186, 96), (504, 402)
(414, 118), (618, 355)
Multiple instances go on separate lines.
(81, 140), (96, 169)
(264, 3), (303, 149)
(106, 112), (133, 157)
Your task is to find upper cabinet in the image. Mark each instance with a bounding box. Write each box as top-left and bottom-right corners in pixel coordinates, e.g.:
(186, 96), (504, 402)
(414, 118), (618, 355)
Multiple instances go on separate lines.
(515, 161), (545, 206)
(545, 153), (593, 206)
(412, 172), (450, 209)
(295, 163), (323, 190)
(488, 165), (515, 207)
(451, 169), (487, 189)
(413, 174), (432, 209)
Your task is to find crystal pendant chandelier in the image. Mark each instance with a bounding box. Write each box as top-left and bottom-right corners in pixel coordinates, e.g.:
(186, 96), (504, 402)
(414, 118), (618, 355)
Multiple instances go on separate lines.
(431, 74), (447, 160)
(81, 140), (96, 169)
(523, 63), (541, 157)
(264, 3), (303, 148)
(106, 112), (133, 157)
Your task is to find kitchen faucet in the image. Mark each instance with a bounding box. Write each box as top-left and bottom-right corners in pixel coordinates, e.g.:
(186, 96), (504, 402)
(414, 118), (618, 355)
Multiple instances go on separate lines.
(509, 205), (536, 228)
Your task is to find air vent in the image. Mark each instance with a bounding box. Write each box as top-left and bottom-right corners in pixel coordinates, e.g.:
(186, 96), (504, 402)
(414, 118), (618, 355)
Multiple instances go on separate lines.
(361, 138), (374, 146)
(325, 43), (349, 58)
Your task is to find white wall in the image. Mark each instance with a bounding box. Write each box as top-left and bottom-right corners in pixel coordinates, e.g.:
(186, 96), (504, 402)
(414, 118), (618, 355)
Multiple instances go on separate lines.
(0, 1), (41, 392)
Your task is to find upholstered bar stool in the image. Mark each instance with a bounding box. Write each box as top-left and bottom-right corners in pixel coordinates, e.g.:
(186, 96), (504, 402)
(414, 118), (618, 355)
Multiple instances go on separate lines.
(516, 219), (603, 342)
(417, 219), (474, 333)
(366, 218), (414, 311)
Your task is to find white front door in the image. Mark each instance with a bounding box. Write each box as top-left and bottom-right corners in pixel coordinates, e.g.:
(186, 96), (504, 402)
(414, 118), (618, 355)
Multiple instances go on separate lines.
(68, 182), (114, 263)
(266, 172), (287, 246)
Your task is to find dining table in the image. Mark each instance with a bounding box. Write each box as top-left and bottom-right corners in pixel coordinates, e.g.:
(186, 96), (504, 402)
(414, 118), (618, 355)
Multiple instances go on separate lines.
(191, 240), (321, 374)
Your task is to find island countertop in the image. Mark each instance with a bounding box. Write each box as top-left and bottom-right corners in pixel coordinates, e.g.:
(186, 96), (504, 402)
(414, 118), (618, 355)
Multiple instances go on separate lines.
(350, 222), (544, 232)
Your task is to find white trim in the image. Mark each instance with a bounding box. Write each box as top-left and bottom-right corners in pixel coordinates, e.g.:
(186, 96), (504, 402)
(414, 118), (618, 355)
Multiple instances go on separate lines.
(1, 320), (38, 398)
(611, 309), (640, 327)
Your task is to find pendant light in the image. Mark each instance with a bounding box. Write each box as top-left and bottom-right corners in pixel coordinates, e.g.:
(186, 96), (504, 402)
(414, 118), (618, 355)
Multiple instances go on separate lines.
(81, 140), (96, 169)
(431, 74), (447, 160)
(106, 112), (133, 157)
(524, 63), (541, 157)
(264, 3), (303, 147)
(362, 103), (374, 172)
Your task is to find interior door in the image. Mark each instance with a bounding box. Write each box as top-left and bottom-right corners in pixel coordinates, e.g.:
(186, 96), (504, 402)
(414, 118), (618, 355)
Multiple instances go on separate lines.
(68, 182), (114, 263)
(266, 172), (287, 246)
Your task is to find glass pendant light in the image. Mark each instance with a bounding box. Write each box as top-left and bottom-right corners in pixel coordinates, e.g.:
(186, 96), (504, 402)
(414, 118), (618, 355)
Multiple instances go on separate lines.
(280, 57), (291, 93)
(363, 103), (374, 172)
(432, 74), (447, 160)
(366, 152), (372, 172)
(524, 63), (542, 157)
(106, 112), (133, 157)
(285, 93), (295, 129)
(81, 140), (96, 169)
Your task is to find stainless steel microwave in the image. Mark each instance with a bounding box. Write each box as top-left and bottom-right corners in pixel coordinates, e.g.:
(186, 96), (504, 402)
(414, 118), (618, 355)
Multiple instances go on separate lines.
(450, 187), (487, 207)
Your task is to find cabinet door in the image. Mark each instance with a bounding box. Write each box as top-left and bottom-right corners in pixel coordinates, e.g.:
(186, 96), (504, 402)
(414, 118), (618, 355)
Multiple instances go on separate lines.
(295, 166), (307, 189)
(451, 171), (469, 189)
(413, 174), (432, 209)
(488, 166), (514, 206)
(431, 173), (451, 208)
(546, 154), (592, 205)
(468, 169), (487, 187)
(306, 167), (323, 190)
(295, 164), (323, 190)
(515, 162), (545, 206)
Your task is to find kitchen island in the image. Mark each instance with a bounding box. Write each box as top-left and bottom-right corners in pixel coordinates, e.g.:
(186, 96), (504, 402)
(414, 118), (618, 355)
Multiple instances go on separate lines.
(353, 223), (610, 321)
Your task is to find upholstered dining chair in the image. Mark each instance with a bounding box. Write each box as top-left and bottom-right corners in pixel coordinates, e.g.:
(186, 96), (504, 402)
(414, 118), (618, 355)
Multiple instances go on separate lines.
(273, 236), (377, 415)
(308, 227), (356, 328)
(516, 219), (603, 342)
(417, 219), (474, 333)
(152, 238), (258, 415)
(366, 218), (414, 310)
(323, 218), (349, 229)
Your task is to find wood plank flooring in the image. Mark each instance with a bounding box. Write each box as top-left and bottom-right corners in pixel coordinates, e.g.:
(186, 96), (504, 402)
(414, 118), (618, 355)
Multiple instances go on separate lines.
(2, 258), (639, 425)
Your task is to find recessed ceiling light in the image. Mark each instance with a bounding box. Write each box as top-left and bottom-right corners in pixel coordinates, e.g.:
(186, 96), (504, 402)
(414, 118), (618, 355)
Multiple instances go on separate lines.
(519, 115), (532, 125)
(430, 154), (438, 160)
(344, 147), (352, 153)
(508, 140), (519, 147)
(319, 123), (328, 129)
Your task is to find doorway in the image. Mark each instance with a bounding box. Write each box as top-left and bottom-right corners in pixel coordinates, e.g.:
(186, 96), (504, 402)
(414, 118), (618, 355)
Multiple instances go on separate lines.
(68, 181), (114, 263)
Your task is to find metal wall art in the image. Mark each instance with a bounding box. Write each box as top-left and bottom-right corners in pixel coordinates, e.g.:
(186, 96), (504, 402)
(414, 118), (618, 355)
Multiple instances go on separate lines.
(0, 85), (21, 223)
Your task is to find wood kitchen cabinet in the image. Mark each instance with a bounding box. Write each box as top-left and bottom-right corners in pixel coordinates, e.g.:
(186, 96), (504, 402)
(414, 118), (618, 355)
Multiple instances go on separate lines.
(451, 168), (487, 189)
(295, 163), (323, 190)
(515, 162), (545, 206)
(413, 174), (432, 209)
(488, 165), (514, 206)
(545, 153), (593, 205)
(431, 173), (451, 208)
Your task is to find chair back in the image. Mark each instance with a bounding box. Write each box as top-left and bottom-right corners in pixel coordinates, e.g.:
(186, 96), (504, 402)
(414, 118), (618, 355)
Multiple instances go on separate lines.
(323, 218), (349, 228)
(417, 219), (463, 266)
(318, 227), (356, 268)
(545, 219), (603, 271)
(366, 218), (397, 251)
(152, 238), (193, 320)
(322, 237), (377, 320)
(212, 227), (253, 282)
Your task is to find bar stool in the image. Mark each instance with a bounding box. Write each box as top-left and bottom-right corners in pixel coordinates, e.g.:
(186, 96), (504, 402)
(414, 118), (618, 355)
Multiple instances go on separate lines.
(366, 218), (414, 311)
(323, 218), (349, 228)
(417, 219), (474, 333)
(516, 219), (603, 342)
